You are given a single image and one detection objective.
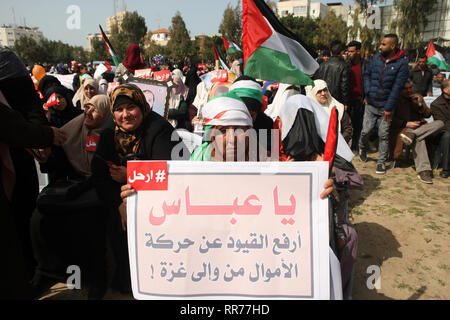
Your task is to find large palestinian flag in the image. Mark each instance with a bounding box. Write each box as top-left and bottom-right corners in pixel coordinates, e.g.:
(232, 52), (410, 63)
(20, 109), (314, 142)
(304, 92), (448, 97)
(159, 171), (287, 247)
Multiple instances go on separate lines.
(99, 24), (120, 67)
(222, 36), (242, 55)
(243, 0), (319, 86)
(212, 42), (230, 70)
(426, 41), (450, 71)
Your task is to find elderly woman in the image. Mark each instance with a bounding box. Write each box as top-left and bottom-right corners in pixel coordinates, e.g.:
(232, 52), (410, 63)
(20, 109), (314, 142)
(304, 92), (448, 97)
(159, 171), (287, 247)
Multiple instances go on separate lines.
(72, 78), (99, 110)
(31, 95), (113, 300)
(306, 79), (353, 143)
(91, 84), (182, 294)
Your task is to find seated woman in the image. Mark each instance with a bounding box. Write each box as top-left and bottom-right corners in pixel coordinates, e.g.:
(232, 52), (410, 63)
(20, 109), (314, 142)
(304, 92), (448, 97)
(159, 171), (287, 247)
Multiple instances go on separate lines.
(306, 80), (353, 144)
(91, 84), (183, 295)
(72, 78), (99, 110)
(30, 95), (113, 299)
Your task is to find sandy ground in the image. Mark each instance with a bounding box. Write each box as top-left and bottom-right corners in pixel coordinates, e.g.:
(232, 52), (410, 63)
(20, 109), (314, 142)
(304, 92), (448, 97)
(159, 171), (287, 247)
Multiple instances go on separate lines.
(39, 151), (449, 300)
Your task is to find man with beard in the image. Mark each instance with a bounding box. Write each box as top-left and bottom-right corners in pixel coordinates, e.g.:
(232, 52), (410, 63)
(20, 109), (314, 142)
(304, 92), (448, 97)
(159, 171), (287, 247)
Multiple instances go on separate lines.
(359, 34), (409, 174)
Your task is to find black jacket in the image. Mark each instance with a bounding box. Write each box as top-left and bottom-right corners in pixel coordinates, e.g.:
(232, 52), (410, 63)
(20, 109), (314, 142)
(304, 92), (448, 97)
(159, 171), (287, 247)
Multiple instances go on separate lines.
(431, 94), (450, 132)
(91, 112), (182, 212)
(409, 65), (433, 96)
(313, 56), (350, 106)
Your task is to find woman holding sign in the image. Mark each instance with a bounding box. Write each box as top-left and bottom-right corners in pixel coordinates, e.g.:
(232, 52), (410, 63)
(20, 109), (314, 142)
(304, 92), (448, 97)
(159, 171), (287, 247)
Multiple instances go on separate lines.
(91, 84), (183, 295)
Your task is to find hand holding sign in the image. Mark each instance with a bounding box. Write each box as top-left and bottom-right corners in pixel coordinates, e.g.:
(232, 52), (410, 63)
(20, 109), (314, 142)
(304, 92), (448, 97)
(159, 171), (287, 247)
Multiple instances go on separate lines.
(43, 93), (58, 109)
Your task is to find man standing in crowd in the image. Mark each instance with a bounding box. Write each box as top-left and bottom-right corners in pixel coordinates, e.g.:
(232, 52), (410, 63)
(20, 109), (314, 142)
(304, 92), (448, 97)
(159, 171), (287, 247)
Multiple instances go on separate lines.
(409, 55), (433, 97)
(347, 41), (368, 153)
(392, 80), (444, 184)
(359, 34), (409, 174)
(431, 79), (450, 178)
(313, 41), (350, 109)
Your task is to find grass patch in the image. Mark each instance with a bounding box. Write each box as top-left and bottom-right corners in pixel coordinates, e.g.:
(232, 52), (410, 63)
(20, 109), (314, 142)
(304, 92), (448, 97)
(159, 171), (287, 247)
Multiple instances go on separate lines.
(407, 207), (426, 217)
(425, 222), (441, 231)
(424, 238), (432, 243)
(397, 283), (414, 292)
(389, 208), (403, 214)
(440, 194), (449, 200)
(351, 208), (364, 216)
(438, 279), (446, 287)
(438, 264), (450, 271)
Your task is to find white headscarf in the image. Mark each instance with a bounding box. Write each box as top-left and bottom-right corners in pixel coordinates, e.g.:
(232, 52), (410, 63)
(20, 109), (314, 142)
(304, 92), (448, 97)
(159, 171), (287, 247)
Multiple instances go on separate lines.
(306, 79), (344, 130)
(264, 83), (300, 121)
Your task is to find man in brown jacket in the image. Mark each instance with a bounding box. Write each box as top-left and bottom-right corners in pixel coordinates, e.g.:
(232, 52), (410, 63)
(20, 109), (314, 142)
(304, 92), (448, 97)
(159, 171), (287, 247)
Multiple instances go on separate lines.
(430, 79), (450, 178)
(391, 80), (444, 183)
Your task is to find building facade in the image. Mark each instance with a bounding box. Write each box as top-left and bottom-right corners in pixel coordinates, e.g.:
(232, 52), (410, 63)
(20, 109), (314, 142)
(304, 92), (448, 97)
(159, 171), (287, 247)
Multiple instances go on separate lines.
(0, 25), (43, 47)
(277, 0), (327, 19)
(106, 10), (127, 33)
(150, 29), (171, 47)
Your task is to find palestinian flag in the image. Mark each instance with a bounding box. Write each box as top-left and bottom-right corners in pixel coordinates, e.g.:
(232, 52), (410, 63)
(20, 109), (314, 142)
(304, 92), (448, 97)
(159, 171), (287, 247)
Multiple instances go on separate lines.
(222, 36), (242, 55)
(212, 42), (230, 70)
(243, 0), (319, 86)
(426, 41), (450, 71)
(99, 24), (120, 67)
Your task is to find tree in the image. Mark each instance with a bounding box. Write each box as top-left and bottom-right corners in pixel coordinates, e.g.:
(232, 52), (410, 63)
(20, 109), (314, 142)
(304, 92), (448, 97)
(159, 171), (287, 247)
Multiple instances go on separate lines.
(12, 36), (42, 65)
(166, 11), (193, 61)
(219, 2), (242, 48)
(354, 0), (386, 10)
(280, 14), (319, 53)
(110, 11), (147, 59)
(89, 37), (108, 61)
(347, 6), (382, 57)
(391, 0), (439, 50)
(313, 11), (349, 50)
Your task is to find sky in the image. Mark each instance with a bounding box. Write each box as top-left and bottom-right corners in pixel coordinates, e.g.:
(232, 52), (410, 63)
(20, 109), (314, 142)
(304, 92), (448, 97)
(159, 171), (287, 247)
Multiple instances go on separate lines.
(0, 0), (386, 49)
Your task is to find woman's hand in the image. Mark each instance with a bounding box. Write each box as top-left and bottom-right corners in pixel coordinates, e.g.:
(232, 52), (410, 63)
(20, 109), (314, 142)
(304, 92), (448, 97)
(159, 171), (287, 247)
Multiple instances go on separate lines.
(120, 184), (136, 204)
(110, 165), (127, 183)
(320, 178), (335, 199)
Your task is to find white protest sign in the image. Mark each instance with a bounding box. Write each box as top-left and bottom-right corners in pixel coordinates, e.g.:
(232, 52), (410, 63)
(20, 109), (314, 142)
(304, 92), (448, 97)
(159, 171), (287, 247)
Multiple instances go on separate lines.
(127, 161), (330, 300)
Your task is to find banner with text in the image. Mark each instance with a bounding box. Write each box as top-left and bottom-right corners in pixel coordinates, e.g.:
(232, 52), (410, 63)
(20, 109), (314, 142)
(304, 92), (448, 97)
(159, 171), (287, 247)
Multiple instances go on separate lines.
(127, 161), (330, 299)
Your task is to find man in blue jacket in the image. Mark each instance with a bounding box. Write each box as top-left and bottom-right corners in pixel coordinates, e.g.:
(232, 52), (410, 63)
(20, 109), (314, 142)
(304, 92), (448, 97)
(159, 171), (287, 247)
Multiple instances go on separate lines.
(359, 34), (409, 174)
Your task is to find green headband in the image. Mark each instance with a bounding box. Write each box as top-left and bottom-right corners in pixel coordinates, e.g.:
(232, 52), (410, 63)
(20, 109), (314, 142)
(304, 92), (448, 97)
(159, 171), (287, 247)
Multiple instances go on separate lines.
(230, 88), (264, 103)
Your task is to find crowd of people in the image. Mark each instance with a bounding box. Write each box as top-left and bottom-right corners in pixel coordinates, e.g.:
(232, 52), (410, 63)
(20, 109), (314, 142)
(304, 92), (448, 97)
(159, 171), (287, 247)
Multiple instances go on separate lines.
(1, 32), (449, 300)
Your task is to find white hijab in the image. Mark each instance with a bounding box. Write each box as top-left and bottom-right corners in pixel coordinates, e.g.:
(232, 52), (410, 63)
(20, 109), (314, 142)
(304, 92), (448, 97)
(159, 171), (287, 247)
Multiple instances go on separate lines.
(306, 79), (344, 130)
(264, 83), (300, 121)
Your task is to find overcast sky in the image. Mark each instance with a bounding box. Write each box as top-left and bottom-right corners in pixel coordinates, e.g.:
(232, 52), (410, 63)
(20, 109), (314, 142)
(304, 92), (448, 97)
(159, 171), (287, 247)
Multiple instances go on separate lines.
(0, 0), (390, 48)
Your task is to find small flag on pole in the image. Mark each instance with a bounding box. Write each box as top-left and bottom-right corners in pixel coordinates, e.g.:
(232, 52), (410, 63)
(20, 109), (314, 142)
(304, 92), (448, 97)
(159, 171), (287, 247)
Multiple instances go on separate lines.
(222, 36), (242, 55)
(212, 42), (230, 70)
(99, 24), (120, 67)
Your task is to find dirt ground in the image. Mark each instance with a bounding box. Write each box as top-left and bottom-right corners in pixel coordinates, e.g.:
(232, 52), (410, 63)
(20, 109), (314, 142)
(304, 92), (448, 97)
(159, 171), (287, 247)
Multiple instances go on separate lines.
(39, 151), (449, 300)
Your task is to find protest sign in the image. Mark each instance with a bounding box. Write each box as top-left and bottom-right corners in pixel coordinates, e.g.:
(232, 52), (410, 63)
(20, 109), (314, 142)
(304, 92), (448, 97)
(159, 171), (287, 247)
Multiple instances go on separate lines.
(153, 70), (171, 82)
(127, 78), (170, 118)
(135, 68), (153, 79)
(107, 81), (120, 95)
(127, 161), (330, 299)
(51, 74), (75, 91)
(210, 70), (228, 83)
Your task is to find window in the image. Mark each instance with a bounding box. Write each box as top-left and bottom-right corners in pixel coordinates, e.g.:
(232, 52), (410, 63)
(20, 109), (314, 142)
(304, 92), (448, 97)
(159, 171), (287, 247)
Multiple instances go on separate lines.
(293, 6), (307, 14)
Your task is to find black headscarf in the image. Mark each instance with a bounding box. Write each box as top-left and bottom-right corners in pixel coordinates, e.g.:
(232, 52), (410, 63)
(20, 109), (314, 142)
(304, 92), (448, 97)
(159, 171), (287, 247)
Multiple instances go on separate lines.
(44, 85), (82, 128)
(184, 65), (201, 106)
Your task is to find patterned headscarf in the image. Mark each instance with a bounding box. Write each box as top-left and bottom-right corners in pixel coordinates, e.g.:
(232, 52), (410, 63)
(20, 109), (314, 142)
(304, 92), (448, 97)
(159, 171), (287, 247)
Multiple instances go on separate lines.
(110, 83), (151, 156)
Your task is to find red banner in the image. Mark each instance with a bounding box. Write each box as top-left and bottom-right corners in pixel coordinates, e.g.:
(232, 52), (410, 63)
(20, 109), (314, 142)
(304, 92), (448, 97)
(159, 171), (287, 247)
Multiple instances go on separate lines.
(127, 161), (168, 191)
(153, 70), (171, 82)
(210, 70), (228, 82)
(135, 68), (153, 79)
(85, 136), (99, 152)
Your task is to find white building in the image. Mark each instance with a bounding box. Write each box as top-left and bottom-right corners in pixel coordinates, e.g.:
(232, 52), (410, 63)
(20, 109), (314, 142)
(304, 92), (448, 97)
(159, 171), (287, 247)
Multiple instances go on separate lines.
(106, 10), (128, 33)
(277, 0), (328, 19)
(0, 25), (43, 47)
(86, 33), (107, 52)
(150, 29), (171, 47)
(348, 0), (450, 47)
